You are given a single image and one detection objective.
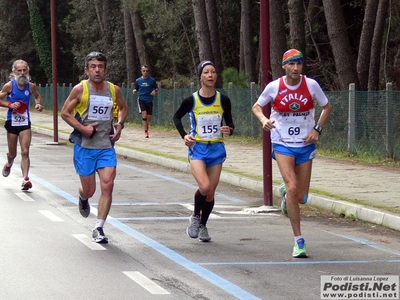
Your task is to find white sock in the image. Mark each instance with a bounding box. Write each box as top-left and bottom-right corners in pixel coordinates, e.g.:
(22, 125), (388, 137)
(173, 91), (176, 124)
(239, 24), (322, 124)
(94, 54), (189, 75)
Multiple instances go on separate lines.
(295, 235), (304, 243)
(95, 219), (105, 229)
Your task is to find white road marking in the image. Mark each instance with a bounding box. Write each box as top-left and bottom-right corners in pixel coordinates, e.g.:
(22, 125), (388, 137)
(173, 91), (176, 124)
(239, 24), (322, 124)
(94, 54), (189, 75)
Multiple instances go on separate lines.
(123, 271), (170, 295)
(72, 234), (107, 250)
(180, 203), (194, 211)
(15, 192), (34, 202)
(180, 203), (220, 218)
(38, 210), (64, 222)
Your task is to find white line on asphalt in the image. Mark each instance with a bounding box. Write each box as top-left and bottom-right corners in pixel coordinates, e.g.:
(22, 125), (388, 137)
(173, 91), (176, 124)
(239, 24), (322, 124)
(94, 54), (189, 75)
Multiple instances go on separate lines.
(115, 216), (269, 221)
(23, 165), (262, 299)
(180, 203), (194, 211)
(15, 192), (34, 202)
(199, 259), (400, 266)
(180, 203), (220, 218)
(38, 210), (64, 222)
(97, 201), (242, 206)
(72, 234), (107, 250)
(122, 271), (170, 295)
(121, 163), (245, 203)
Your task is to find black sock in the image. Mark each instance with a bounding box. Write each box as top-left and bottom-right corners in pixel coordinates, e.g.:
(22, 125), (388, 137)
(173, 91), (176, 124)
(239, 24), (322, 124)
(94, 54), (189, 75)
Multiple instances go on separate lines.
(200, 199), (214, 226)
(194, 189), (206, 217)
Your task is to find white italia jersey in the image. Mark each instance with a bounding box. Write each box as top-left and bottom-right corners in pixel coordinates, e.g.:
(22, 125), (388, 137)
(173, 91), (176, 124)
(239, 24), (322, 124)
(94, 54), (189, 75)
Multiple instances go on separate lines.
(256, 75), (329, 147)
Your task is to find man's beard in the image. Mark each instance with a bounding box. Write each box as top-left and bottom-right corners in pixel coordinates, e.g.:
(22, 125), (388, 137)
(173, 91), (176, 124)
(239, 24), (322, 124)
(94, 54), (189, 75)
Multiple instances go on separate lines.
(15, 74), (30, 85)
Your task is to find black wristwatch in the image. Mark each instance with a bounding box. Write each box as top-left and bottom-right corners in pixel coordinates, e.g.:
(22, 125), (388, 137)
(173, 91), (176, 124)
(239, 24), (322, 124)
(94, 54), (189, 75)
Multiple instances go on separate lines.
(117, 122), (124, 129)
(313, 124), (323, 134)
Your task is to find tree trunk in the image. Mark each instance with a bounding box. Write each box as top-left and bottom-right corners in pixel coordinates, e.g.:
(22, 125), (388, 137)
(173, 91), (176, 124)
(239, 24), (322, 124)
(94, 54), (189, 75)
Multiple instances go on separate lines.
(93, 0), (112, 52)
(357, 0), (379, 90)
(240, 29), (244, 72)
(269, 1), (287, 80)
(123, 8), (137, 87)
(102, 1), (112, 47)
(205, 0), (223, 87)
(130, 4), (150, 67)
(288, 0), (306, 74)
(287, 0), (305, 54)
(368, 0), (389, 91)
(192, 0), (213, 63)
(322, 0), (359, 90)
(176, 13), (198, 78)
(241, 0), (255, 83)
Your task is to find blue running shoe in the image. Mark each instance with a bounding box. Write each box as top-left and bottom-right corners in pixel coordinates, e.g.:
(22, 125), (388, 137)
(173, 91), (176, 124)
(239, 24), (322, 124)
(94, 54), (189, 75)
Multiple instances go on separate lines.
(292, 238), (308, 258)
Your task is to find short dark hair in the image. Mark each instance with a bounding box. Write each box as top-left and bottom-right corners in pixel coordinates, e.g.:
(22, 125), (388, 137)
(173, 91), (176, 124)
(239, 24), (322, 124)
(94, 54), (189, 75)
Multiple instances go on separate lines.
(85, 52), (107, 68)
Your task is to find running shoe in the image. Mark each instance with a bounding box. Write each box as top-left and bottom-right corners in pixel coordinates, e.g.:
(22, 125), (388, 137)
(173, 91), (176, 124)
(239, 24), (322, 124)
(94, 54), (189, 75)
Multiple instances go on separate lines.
(145, 131), (149, 138)
(292, 238), (308, 258)
(79, 197), (90, 218)
(2, 163), (11, 177)
(198, 225), (211, 242)
(21, 177), (32, 191)
(186, 214), (200, 238)
(279, 183), (288, 217)
(92, 227), (108, 244)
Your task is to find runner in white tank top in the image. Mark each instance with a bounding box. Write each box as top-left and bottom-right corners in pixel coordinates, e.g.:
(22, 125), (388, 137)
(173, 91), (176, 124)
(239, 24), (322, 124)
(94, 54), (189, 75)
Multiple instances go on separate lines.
(253, 49), (332, 258)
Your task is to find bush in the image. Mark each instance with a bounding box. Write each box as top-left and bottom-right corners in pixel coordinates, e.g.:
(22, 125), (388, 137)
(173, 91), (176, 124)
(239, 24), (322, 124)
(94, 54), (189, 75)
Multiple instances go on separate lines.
(159, 75), (193, 89)
(221, 67), (251, 88)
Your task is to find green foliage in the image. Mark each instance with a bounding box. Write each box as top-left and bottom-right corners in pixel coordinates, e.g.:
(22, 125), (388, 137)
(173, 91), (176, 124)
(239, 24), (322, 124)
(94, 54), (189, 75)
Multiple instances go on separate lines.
(221, 67), (251, 88)
(28, 4), (52, 83)
(2, 0), (400, 91)
(137, 0), (197, 80)
(0, 1), (36, 82)
(159, 75), (192, 89)
(61, 0), (126, 84)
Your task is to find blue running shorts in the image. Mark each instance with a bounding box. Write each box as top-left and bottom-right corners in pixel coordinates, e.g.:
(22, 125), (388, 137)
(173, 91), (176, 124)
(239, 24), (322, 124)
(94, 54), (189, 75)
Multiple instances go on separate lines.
(272, 143), (316, 165)
(73, 144), (117, 176)
(189, 142), (226, 168)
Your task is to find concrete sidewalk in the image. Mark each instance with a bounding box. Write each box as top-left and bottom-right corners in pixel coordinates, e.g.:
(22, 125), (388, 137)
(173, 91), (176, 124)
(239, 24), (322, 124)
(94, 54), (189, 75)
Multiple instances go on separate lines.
(2, 110), (400, 231)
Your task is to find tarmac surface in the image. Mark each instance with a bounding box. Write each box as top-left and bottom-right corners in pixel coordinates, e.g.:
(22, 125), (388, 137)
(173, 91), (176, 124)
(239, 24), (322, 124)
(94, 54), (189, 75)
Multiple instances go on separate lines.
(2, 109), (400, 232)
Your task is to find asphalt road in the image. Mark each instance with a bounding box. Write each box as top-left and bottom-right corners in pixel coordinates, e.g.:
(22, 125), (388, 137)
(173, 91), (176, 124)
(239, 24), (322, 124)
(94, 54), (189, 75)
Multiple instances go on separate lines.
(1, 133), (399, 300)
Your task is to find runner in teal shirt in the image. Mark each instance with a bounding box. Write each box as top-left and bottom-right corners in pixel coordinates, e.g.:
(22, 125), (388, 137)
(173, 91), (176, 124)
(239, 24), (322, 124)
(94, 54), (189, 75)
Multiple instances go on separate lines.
(132, 65), (158, 138)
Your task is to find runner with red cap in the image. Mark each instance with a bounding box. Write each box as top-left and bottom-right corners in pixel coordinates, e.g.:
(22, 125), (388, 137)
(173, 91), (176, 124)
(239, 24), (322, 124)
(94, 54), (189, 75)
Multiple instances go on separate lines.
(252, 49), (332, 258)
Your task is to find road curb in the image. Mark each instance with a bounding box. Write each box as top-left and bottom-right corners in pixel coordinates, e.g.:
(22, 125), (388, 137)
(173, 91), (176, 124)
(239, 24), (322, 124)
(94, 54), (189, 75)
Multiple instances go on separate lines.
(30, 124), (400, 232)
